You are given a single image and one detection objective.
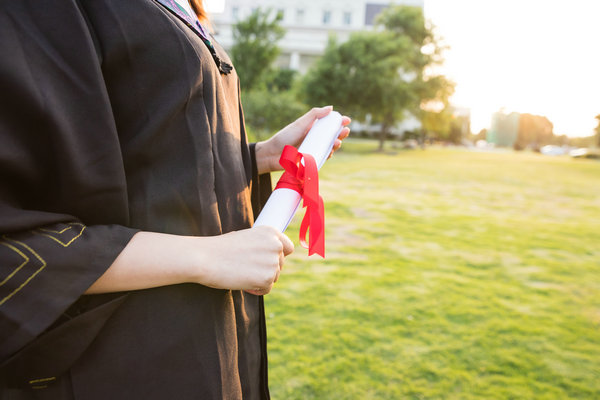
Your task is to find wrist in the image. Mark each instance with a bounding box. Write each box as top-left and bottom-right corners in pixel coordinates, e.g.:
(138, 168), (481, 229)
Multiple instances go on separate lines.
(255, 139), (279, 174)
(188, 232), (243, 291)
(184, 235), (219, 287)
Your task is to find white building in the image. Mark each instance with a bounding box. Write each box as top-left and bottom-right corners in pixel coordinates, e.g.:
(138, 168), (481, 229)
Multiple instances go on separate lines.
(210, 0), (424, 74)
(209, 0), (425, 136)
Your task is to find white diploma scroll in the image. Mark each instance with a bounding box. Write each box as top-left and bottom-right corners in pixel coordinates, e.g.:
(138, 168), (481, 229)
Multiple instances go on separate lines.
(254, 111), (343, 232)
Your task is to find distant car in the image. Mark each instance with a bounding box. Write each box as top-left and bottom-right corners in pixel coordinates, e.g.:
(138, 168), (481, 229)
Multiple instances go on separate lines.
(402, 139), (419, 149)
(540, 145), (566, 156)
(569, 148), (600, 159)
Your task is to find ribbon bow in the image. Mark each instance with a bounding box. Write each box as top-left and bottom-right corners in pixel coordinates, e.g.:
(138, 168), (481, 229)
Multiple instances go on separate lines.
(275, 145), (325, 257)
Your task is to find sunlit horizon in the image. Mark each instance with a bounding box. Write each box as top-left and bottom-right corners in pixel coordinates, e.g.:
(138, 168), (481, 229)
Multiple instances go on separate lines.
(424, 0), (600, 137)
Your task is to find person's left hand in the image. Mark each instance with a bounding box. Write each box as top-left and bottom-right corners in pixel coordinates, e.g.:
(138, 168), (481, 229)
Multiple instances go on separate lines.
(254, 106), (351, 174)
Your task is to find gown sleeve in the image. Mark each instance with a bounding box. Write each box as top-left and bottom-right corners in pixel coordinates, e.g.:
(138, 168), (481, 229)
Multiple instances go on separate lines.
(0, 0), (138, 367)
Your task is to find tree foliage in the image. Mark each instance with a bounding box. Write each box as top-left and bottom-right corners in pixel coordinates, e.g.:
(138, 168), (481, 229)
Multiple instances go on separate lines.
(266, 68), (298, 92)
(302, 5), (453, 150)
(421, 107), (453, 141)
(242, 90), (306, 140)
(229, 9), (309, 138)
(230, 9), (285, 91)
(514, 113), (554, 150)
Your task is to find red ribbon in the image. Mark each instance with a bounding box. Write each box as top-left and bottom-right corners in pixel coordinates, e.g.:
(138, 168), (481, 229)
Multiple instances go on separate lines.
(275, 145), (325, 257)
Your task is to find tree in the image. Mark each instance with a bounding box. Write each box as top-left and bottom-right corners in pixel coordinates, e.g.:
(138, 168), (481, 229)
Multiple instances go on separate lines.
(230, 9), (285, 91)
(302, 5), (453, 151)
(242, 90), (306, 140)
(448, 112), (470, 144)
(266, 68), (298, 92)
(229, 9), (308, 138)
(302, 33), (410, 150)
(473, 128), (488, 142)
(595, 114), (600, 147)
(421, 107), (452, 141)
(514, 113), (554, 150)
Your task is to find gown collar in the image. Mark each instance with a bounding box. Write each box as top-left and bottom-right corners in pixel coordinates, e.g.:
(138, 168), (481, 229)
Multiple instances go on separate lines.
(154, 0), (233, 75)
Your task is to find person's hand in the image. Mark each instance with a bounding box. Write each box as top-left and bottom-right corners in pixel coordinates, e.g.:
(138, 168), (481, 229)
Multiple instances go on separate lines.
(255, 106), (351, 174)
(199, 226), (294, 295)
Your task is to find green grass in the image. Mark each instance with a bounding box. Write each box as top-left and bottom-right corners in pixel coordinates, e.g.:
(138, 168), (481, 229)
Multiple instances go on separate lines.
(265, 139), (600, 399)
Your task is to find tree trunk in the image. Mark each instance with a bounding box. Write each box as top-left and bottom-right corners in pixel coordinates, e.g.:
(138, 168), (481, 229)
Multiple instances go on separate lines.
(378, 123), (388, 152)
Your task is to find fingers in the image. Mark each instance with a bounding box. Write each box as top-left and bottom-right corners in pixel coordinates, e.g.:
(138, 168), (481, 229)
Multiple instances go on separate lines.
(253, 225), (293, 257)
(277, 247), (285, 272)
(277, 231), (295, 256)
(274, 264), (281, 283)
(338, 126), (350, 140)
(245, 287), (272, 296)
(242, 226), (292, 295)
(327, 125), (351, 159)
(333, 139), (342, 150)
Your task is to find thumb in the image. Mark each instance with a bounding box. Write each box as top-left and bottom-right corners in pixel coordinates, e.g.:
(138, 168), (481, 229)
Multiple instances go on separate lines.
(298, 106), (333, 126)
(311, 105), (333, 119)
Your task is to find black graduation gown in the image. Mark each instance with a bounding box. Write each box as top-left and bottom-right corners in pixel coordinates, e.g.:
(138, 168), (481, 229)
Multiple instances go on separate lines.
(0, 1), (272, 398)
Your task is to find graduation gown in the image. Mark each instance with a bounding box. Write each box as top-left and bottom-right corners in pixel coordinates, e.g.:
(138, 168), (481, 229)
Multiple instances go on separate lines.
(0, 1), (273, 398)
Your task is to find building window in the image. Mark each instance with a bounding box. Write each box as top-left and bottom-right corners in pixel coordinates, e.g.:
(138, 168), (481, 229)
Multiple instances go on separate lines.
(295, 8), (305, 24)
(322, 10), (331, 25)
(343, 11), (352, 25)
(365, 3), (387, 26)
(231, 6), (239, 20)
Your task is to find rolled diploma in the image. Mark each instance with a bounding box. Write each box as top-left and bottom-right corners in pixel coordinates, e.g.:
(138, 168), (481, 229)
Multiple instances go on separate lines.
(254, 111), (343, 232)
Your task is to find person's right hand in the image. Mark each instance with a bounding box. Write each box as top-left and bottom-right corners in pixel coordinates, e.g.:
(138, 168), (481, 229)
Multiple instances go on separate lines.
(199, 226), (294, 295)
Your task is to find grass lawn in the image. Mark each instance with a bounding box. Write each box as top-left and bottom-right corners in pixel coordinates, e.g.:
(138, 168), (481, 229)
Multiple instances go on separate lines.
(265, 139), (600, 399)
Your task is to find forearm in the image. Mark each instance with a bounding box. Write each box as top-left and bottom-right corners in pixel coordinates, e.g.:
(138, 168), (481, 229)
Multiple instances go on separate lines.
(85, 226), (294, 295)
(85, 231), (202, 294)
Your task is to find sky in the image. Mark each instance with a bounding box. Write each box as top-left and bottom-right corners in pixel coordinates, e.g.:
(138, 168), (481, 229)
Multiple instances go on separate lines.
(423, 0), (600, 137)
(205, 0), (600, 137)
(205, 0), (225, 13)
